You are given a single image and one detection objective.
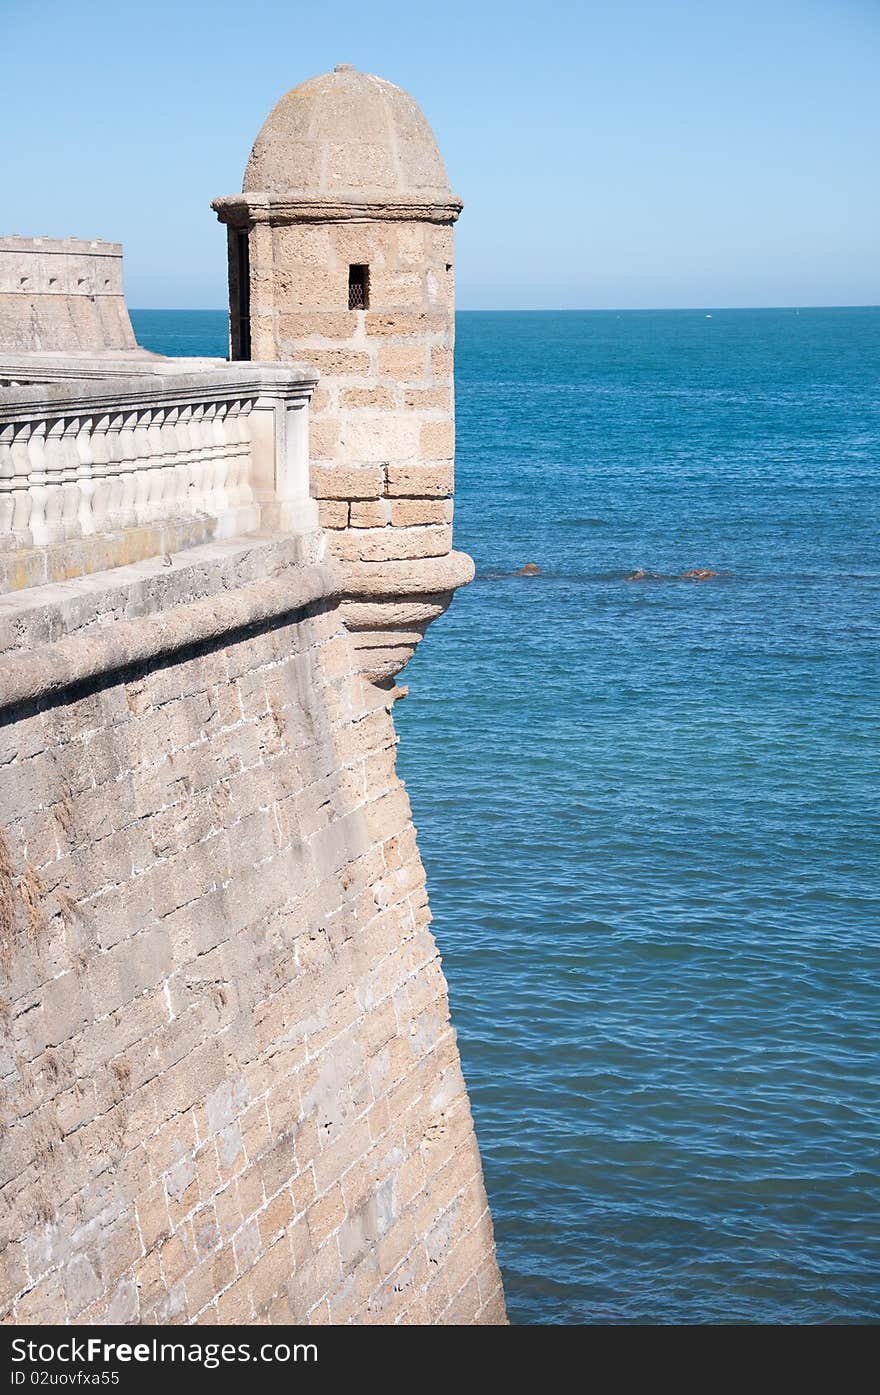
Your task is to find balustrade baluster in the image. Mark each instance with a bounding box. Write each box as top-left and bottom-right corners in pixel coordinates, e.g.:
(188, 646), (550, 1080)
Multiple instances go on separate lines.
(131, 409), (152, 525)
(10, 424), (33, 541)
(155, 404), (178, 521)
(177, 404), (197, 515)
(191, 404), (210, 515)
(145, 408), (166, 523)
(90, 414), (112, 532)
(237, 400), (255, 505)
(43, 418), (68, 541)
(103, 413), (125, 531)
(27, 419), (50, 545)
(75, 416), (96, 536)
(0, 425), (15, 536)
(59, 417), (81, 538)
(211, 402), (229, 517)
(117, 410), (138, 530)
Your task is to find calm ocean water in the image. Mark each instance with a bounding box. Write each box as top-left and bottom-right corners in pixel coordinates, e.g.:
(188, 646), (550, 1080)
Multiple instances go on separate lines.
(132, 306), (880, 1325)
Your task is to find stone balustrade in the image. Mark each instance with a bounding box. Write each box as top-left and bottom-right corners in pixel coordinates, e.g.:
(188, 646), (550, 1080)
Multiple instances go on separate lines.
(0, 360), (317, 590)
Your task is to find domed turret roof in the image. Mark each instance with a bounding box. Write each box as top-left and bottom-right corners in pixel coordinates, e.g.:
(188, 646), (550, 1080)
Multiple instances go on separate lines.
(243, 66), (453, 203)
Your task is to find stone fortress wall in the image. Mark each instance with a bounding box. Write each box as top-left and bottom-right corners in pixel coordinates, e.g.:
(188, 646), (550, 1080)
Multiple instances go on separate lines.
(0, 239), (137, 355)
(0, 68), (505, 1325)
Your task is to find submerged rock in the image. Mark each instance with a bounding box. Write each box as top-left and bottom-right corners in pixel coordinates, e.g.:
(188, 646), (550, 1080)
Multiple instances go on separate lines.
(625, 567), (722, 583)
(515, 563), (541, 576)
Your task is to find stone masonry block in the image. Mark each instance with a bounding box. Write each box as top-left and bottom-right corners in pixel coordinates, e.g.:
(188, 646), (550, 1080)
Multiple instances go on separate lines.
(340, 416), (421, 464)
(431, 346), (454, 381)
(385, 463), (454, 497)
(279, 312), (357, 341)
(340, 387), (396, 410)
(378, 344), (426, 382)
(309, 420), (341, 460)
(366, 311), (447, 338)
(350, 499), (390, 528)
(310, 465), (384, 500)
(331, 526), (452, 564)
(305, 349), (373, 376)
(390, 498), (451, 527)
(420, 421), (455, 458)
(318, 500), (349, 528)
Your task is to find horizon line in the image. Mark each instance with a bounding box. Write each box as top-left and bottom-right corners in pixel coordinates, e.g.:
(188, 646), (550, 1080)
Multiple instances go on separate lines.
(129, 303), (880, 315)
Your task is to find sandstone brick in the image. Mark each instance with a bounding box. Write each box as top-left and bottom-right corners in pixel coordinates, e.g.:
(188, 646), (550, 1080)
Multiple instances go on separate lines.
(279, 312), (356, 341)
(249, 1236), (293, 1314)
(214, 1183), (243, 1242)
(349, 499), (389, 528)
(184, 1246), (236, 1320)
(304, 348), (372, 376)
(273, 225), (332, 268)
(292, 1165), (317, 1218)
(340, 387), (396, 410)
(273, 269), (342, 310)
(137, 1183), (172, 1252)
(340, 416), (421, 463)
(386, 462), (454, 497)
(317, 499), (348, 529)
(159, 1231), (194, 1290)
(403, 386), (453, 411)
(371, 271), (425, 309)
(307, 1185), (346, 1248)
(365, 311), (447, 337)
(390, 498), (450, 527)
(431, 345), (454, 381)
(309, 419), (340, 460)
(259, 1187), (294, 1247)
(15, 1270), (67, 1324)
(379, 344), (426, 381)
(310, 464), (384, 500)
(216, 1272), (254, 1324)
(62, 1254), (102, 1319)
(420, 420), (455, 458)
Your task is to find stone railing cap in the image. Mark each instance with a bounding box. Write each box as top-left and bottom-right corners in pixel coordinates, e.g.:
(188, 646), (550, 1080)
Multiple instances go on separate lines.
(0, 359), (318, 419)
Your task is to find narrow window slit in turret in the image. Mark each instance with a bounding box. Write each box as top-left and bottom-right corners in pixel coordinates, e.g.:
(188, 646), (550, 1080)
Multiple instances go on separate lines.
(235, 230), (251, 360)
(348, 264), (369, 310)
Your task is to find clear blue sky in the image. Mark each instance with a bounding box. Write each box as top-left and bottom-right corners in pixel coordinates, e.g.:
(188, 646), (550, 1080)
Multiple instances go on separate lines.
(2, 0), (877, 309)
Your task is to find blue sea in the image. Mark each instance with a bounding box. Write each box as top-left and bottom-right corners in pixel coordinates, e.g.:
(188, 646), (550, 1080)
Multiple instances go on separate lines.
(132, 306), (880, 1325)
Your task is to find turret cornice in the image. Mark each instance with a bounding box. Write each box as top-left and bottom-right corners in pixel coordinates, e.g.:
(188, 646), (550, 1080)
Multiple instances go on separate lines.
(212, 193), (463, 228)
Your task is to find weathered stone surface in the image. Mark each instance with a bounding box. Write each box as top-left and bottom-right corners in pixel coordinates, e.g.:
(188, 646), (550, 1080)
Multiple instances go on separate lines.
(0, 238), (138, 353)
(379, 344), (427, 381)
(332, 524), (452, 563)
(390, 498), (451, 527)
(386, 462), (454, 497)
(0, 534), (503, 1325)
(311, 465), (384, 500)
(349, 499), (390, 528)
(242, 68), (454, 204)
